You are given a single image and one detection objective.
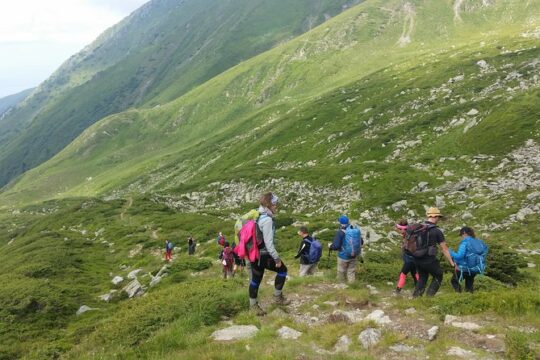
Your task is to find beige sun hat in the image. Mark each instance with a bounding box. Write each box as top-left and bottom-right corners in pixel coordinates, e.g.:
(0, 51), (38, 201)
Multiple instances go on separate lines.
(426, 207), (443, 218)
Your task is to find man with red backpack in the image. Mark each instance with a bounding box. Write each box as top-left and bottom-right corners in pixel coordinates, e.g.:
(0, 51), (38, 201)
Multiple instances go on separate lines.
(219, 242), (235, 279)
(409, 207), (455, 297)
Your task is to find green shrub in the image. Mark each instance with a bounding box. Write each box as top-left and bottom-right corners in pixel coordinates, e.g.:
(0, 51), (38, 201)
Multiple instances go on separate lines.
(505, 331), (536, 360)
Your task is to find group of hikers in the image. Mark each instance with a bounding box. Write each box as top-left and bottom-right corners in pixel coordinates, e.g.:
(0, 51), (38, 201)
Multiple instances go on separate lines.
(163, 235), (197, 262)
(168, 191), (489, 316)
(230, 192), (489, 316)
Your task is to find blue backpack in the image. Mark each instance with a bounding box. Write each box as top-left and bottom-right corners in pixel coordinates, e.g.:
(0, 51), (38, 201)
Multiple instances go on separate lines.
(305, 238), (322, 264)
(461, 238), (489, 276)
(342, 225), (361, 258)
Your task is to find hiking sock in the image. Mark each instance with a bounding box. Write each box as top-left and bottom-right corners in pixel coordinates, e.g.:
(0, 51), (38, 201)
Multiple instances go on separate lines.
(397, 273), (407, 288)
(249, 298), (258, 306)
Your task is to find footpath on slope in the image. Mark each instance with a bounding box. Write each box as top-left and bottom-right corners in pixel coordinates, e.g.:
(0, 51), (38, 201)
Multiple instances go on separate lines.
(207, 269), (511, 359)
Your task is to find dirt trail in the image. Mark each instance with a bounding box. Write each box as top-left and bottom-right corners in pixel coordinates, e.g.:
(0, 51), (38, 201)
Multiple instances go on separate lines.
(120, 196), (133, 220)
(397, 2), (416, 47)
(453, 0), (464, 22)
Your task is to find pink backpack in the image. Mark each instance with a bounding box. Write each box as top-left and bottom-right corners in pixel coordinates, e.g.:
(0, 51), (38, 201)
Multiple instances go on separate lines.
(235, 219), (263, 262)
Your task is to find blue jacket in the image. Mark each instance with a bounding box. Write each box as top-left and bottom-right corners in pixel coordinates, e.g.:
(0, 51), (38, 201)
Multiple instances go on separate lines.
(450, 236), (474, 267)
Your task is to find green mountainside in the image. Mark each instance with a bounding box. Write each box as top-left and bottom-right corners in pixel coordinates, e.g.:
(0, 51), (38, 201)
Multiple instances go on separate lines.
(0, 0), (539, 359)
(0, 88), (33, 117)
(0, 0), (358, 187)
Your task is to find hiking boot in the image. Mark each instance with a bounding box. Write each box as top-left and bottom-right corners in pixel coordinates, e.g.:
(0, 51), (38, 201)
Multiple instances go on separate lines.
(273, 294), (291, 306)
(250, 303), (266, 316)
(393, 287), (402, 295)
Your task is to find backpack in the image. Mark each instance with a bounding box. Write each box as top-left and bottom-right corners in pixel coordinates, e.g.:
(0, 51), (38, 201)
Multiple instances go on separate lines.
(305, 238), (323, 264)
(235, 218), (263, 262)
(342, 225), (361, 258)
(461, 238), (489, 275)
(217, 235), (225, 246)
(403, 223), (436, 258)
(223, 247), (234, 266)
(166, 242), (174, 251)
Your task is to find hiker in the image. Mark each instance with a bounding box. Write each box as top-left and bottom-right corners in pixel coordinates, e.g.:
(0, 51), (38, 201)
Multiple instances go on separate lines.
(188, 235), (196, 255)
(231, 241), (246, 275)
(295, 226), (322, 276)
(411, 207), (455, 297)
(219, 241), (235, 279)
(164, 240), (173, 262)
(216, 232), (226, 246)
(329, 215), (363, 283)
(249, 192), (290, 316)
(394, 219), (419, 293)
(450, 226), (488, 293)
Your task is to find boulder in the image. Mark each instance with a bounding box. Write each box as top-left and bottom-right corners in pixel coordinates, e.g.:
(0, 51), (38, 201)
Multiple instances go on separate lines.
(359, 328), (381, 349)
(98, 290), (117, 302)
(331, 309), (365, 323)
(127, 269), (143, 279)
(447, 346), (475, 358)
(111, 276), (124, 285)
(427, 326), (439, 341)
(391, 200), (408, 212)
(334, 335), (352, 353)
(277, 326), (302, 340)
(211, 325), (259, 341)
(123, 279), (144, 298)
(76, 305), (96, 316)
(390, 344), (414, 352)
(404, 307), (416, 315)
(365, 310), (391, 325)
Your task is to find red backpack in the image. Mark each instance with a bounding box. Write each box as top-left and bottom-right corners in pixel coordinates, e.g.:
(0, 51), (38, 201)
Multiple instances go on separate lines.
(223, 246), (234, 266)
(234, 219), (263, 262)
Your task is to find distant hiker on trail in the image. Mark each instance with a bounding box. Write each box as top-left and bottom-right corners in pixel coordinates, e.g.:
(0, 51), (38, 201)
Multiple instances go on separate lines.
(450, 226), (489, 293)
(329, 215), (363, 283)
(394, 219), (419, 293)
(188, 236), (196, 255)
(231, 241), (246, 275)
(295, 226), (322, 276)
(409, 207), (455, 297)
(164, 240), (173, 262)
(248, 192), (290, 316)
(216, 232), (226, 247)
(219, 241), (235, 279)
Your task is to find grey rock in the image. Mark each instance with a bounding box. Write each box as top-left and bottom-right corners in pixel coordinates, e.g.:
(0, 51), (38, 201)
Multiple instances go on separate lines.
(211, 325), (259, 341)
(76, 305), (96, 316)
(127, 269), (143, 279)
(390, 344), (414, 352)
(427, 326), (439, 341)
(435, 195), (446, 208)
(323, 301), (339, 307)
(451, 321), (482, 331)
(462, 211), (474, 220)
(391, 200), (408, 212)
(98, 290), (117, 302)
(443, 170), (454, 177)
(365, 309), (391, 325)
(334, 335), (352, 353)
(111, 276), (124, 285)
(447, 346), (475, 358)
(123, 279), (144, 298)
(404, 307), (417, 315)
(277, 326), (302, 340)
(332, 309), (365, 323)
(359, 328), (381, 349)
(444, 314), (458, 325)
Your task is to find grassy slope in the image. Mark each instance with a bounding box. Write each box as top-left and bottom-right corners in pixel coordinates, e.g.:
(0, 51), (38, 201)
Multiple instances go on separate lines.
(0, 0), (539, 358)
(0, 0), (358, 187)
(0, 88), (34, 117)
(1, 0), (538, 206)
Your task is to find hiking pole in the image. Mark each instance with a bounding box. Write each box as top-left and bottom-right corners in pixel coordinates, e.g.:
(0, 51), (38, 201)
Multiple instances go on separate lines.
(327, 247), (332, 268)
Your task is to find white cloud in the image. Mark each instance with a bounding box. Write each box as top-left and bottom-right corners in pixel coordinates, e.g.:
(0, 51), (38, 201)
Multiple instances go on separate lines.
(0, 0), (150, 97)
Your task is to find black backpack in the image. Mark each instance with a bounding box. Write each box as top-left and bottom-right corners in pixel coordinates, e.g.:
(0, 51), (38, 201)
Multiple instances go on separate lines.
(403, 223), (436, 258)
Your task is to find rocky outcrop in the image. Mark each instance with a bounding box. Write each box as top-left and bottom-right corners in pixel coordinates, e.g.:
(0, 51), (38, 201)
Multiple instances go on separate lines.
(211, 325), (259, 341)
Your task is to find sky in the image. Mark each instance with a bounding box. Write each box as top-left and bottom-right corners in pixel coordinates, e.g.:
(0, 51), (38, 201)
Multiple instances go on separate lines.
(0, 0), (151, 98)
